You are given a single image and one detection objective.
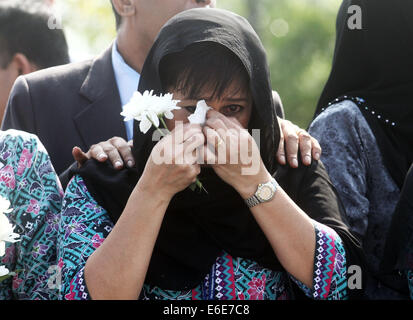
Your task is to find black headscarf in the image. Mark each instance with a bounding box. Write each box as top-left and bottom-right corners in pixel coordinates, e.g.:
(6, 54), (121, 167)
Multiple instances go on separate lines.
(76, 8), (363, 293)
(314, 0), (413, 189)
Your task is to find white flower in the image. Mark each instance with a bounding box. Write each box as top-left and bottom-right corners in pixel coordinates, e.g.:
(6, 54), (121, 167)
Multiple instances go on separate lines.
(0, 196), (18, 282)
(0, 197), (12, 215)
(0, 265), (9, 277)
(0, 204), (20, 257)
(188, 100), (211, 125)
(0, 213), (19, 243)
(121, 90), (181, 134)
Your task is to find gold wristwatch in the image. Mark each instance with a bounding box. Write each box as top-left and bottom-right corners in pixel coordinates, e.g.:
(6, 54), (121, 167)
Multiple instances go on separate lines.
(244, 178), (278, 208)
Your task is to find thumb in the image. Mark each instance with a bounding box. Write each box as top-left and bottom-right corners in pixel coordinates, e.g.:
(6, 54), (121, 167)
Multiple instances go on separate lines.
(72, 147), (89, 165)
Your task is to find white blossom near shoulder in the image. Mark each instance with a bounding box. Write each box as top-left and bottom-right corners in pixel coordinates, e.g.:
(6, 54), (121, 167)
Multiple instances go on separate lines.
(0, 197), (19, 281)
(121, 90), (181, 134)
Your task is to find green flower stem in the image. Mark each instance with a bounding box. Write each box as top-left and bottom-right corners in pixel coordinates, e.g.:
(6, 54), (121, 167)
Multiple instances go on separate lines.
(159, 116), (169, 132)
(145, 114), (168, 137)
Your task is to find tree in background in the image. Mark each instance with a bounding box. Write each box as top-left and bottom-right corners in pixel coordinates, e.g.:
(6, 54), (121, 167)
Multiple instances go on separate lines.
(60, 0), (340, 128)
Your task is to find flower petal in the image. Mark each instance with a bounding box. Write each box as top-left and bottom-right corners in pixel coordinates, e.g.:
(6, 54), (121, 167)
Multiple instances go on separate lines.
(139, 119), (152, 134)
(164, 111), (174, 120)
(149, 112), (160, 128)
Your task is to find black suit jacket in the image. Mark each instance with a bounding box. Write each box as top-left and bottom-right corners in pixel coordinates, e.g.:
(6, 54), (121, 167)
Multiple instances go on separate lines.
(1, 46), (126, 184)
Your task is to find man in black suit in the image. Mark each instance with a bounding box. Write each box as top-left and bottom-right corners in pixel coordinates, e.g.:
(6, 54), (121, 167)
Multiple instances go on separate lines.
(2, 0), (320, 187)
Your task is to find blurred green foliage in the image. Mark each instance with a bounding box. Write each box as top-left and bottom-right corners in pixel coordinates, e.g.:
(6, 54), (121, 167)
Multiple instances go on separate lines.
(60, 0), (341, 128)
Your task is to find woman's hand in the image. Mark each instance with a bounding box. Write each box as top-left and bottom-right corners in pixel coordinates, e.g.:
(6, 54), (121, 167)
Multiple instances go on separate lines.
(277, 118), (322, 167)
(72, 137), (135, 169)
(137, 123), (205, 200)
(203, 110), (272, 199)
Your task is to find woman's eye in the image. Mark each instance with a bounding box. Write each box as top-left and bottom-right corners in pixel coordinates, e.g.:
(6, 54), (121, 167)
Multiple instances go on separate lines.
(184, 106), (196, 114)
(223, 105), (243, 115)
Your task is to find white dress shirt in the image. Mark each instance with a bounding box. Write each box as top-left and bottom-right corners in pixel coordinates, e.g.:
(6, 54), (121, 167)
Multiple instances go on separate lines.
(111, 40), (141, 141)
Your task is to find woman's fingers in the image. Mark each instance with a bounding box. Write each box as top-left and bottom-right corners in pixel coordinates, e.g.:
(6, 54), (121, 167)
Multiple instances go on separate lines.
(191, 164), (202, 183)
(203, 143), (217, 165)
(297, 130), (313, 166)
(107, 137), (135, 168)
(183, 132), (205, 164)
(169, 123), (203, 144)
(182, 124), (203, 142)
(203, 126), (226, 156)
(72, 146), (91, 166)
(205, 110), (229, 133)
(311, 137), (322, 161)
(206, 109), (240, 130)
(278, 118), (322, 167)
(87, 144), (108, 162)
(276, 124), (286, 165)
(280, 120), (300, 168)
(77, 137), (135, 170)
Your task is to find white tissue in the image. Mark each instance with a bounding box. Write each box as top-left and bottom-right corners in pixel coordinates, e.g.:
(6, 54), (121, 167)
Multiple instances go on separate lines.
(188, 100), (211, 125)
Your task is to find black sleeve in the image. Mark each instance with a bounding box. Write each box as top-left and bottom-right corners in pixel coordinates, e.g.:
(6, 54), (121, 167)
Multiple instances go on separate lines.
(59, 161), (79, 190)
(1, 76), (36, 134)
(380, 164), (413, 295)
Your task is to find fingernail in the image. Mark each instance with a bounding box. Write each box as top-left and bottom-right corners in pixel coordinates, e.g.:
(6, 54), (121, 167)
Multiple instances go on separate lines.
(280, 155), (286, 164)
(292, 158), (298, 167)
(314, 152), (320, 160)
(98, 153), (107, 160)
(304, 155), (311, 164)
(127, 160), (134, 167)
(115, 161), (122, 168)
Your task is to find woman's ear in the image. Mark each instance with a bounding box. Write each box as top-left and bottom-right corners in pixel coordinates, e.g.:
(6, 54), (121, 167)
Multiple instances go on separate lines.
(112, 0), (136, 18)
(12, 53), (38, 76)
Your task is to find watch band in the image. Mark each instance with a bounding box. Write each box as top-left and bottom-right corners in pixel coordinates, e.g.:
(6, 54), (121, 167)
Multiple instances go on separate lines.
(245, 195), (261, 208)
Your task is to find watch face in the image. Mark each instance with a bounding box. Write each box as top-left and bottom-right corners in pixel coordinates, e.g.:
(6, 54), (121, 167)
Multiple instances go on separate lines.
(257, 185), (273, 201)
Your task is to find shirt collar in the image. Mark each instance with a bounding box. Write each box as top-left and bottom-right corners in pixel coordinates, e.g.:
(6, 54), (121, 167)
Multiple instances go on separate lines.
(111, 40), (141, 140)
(111, 40), (141, 107)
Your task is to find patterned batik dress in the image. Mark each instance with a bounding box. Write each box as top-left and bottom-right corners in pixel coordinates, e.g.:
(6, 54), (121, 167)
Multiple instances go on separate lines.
(58, 174), (349, 300)
(0, 130), (63, 300)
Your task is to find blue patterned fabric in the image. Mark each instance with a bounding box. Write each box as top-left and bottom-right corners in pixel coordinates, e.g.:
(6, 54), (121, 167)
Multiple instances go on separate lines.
(408, 271), (413, 300)
(0, 130), (63, 300)
(58, 174), (349, 300)
(309, 99), (406, 300)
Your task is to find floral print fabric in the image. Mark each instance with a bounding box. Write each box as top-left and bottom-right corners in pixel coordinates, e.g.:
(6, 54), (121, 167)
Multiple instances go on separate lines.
(0, 130), (63, 300)
(58, 174), (349, 300)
